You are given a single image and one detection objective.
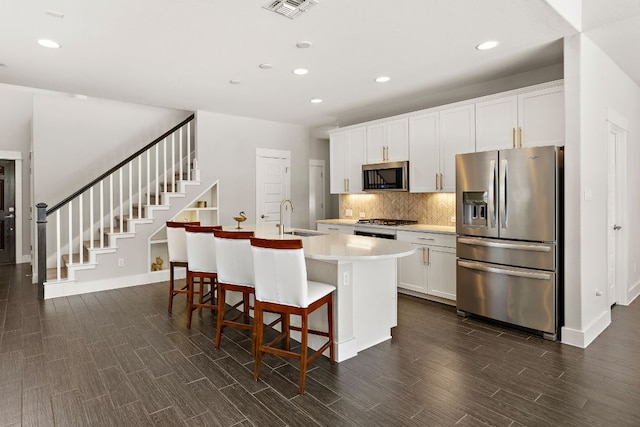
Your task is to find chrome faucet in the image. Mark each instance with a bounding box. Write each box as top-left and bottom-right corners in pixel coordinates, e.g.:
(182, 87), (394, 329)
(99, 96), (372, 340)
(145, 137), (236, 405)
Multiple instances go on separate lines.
(279, 199), (294, 236)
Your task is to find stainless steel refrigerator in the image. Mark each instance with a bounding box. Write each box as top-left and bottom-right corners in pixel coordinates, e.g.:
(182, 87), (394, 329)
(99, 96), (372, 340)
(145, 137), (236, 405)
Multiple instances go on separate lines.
(455, 145), (563, 340)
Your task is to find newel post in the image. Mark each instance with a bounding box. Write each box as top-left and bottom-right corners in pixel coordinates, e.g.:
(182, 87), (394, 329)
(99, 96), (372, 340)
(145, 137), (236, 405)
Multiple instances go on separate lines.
(36, 203), (47, 299)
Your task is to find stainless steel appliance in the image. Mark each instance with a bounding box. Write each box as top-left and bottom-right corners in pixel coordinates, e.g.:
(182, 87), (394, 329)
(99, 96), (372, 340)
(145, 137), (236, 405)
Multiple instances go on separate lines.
(354, 218), (418, 239)
(362, 161), (409, 192)
(455, 146), (563, 340)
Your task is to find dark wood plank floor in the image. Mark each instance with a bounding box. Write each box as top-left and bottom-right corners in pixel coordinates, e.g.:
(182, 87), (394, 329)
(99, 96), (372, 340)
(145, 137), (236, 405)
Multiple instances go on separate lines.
(1, 263), (639, 426)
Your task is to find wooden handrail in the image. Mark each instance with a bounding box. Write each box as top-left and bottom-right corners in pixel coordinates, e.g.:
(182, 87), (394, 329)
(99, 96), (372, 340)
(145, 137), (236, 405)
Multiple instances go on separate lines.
(46, 113), (195, 215)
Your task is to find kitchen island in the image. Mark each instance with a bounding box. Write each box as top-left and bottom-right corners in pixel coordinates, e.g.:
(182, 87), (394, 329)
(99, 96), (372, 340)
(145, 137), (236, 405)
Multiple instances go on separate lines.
(221, 224), (415, 362)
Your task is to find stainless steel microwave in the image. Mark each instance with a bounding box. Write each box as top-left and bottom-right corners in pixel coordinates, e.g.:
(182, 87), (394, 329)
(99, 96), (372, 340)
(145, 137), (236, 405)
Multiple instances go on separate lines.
(362, 161), (409, 192)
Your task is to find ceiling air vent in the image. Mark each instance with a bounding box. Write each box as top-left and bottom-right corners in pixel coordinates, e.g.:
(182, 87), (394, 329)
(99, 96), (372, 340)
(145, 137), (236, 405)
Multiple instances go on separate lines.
(263, 0), (319, 19)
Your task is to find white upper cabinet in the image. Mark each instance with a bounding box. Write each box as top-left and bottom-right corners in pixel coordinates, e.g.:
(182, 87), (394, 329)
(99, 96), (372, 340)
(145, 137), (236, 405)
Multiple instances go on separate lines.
(330, 127), (366, 194)
(409, 105), (475, 193)
(475, 96), (518, 152)
(439, 104), (476, 192)
(366, 118), (409, 164)
(409, 112), (439, 193)
(332, 81), (563, 195)
(476, 85), (564, 151)
(518, 86), (564, 147)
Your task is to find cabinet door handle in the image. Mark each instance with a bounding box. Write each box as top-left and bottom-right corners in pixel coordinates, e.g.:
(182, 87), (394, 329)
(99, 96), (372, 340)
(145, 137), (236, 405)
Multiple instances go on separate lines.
(512, 127), (516, 148)
(435, 173), (439, 190)
(424, 247), (430, 265)
(518, 127), (523, 148)
(344, 178), (347, 193)
(417, 237), (435, 241)
(347, 178), (350, 192)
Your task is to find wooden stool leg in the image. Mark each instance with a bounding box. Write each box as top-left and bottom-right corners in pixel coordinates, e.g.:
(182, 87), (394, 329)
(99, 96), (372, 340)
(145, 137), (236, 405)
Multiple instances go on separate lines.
(215, 287), (226, 349)
(186, 272), (194, 329)
(253, 304), (264, 378)
(168, 263), (175, 313)
(283, 314), (291, 351)
(328, 294), (335, 363)
(198, 278), (204, 315)
(243, 293), (250, 324)
(299, 312), (309, 394)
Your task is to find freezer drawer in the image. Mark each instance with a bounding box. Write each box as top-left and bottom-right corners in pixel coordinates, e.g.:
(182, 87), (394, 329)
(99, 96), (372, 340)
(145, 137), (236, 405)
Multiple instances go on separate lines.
(456, 259), (557, 336)
(457, 236), (556, 271)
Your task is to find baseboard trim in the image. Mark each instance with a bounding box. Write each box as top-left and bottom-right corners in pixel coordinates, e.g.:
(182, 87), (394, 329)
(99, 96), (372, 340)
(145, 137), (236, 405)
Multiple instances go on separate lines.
(43, 269), (186, 299)
(561, 309), (611, 348)
(627, 280), (640, 305)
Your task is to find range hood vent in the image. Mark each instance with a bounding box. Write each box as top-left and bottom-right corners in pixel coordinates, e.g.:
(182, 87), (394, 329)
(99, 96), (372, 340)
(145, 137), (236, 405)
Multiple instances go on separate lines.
(263, 0), (319, 19)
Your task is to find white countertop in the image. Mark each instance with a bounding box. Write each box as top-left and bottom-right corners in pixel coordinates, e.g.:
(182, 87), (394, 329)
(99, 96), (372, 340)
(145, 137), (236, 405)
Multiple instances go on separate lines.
(221, 224), (415, 261)
(316, 219), (455, 234)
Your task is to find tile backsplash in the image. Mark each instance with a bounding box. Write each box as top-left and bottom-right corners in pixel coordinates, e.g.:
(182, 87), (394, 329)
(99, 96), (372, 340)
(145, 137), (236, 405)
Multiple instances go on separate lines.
(339, 192), (456, 226)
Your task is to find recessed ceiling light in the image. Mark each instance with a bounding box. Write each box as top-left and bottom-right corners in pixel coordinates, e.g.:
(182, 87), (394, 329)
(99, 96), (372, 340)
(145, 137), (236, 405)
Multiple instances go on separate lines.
(292, 68), (309, 75)
(45, 10), (65, 19)
(476, 40), (499, 50)
(37, 39), (61, 49)
(259, 63), (273, 69)
(296, 41), (312, 49)
(229, 79), (241, 84)
(310, 98), (323, 104)
(375, 76), (391, 83)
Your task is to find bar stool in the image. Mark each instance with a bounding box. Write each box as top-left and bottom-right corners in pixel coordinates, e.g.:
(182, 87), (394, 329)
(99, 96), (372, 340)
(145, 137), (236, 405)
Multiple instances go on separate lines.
(166, 221), (200, 313)
(184, 225), (222, 328)
(250, 237), (335, 394)
(213, 230), (256, 351)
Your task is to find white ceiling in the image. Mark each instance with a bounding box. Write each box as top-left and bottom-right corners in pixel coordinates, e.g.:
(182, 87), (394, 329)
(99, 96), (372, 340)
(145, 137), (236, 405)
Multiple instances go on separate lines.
(1, 1), (639, 128)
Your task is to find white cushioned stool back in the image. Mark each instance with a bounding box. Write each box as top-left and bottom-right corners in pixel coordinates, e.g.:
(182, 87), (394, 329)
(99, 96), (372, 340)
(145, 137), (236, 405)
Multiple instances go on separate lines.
(185, 226), (219, 274)
(213, 231), (255, 287)
(251, 244), (308, 307)
(166, 221), (199, 263)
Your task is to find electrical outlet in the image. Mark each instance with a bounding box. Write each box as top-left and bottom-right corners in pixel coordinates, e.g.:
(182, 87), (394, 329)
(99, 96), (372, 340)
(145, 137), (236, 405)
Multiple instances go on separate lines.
(450, 216), (456, 223)
(359, 212), (366, 218)
(345, 209), (353, 217)
(343, 271), (350, 286)
(118, 258), (125, 267)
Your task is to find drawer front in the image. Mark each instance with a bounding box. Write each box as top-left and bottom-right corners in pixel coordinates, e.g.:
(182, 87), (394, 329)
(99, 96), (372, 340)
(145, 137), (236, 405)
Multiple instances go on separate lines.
(317, 223), (354, 235)
(397, 230), (455, 248)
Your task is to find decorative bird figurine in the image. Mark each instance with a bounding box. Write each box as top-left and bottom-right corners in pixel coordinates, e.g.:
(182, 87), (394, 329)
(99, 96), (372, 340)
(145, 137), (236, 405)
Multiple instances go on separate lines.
(233, 211), (247, 229)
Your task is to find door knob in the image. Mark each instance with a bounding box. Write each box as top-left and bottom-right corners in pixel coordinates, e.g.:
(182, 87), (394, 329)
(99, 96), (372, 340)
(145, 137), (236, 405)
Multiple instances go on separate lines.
(261, 214), (267, 219)
(613, 225), (622, 230)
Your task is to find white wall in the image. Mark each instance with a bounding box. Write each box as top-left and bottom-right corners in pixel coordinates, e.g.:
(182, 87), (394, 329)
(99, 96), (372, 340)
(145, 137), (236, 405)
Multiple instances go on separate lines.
(32, 95), (190, 207)
(562, 34), (640, 346)
(196, 111), (313, 229)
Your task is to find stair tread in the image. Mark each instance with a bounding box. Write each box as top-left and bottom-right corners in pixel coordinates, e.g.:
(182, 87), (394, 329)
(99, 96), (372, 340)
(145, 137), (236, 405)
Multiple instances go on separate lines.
(83, 240), (114, 250)
(46, 267), (68, 280)
(62, 253), (96, 265)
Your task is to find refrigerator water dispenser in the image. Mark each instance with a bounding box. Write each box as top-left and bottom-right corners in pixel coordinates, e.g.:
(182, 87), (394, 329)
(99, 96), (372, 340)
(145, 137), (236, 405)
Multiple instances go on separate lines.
(462, 191), (488, 226)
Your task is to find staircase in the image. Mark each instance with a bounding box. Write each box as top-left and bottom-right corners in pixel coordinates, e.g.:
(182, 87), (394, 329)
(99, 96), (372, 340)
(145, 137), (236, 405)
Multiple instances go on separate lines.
(40, 114), (211, 299)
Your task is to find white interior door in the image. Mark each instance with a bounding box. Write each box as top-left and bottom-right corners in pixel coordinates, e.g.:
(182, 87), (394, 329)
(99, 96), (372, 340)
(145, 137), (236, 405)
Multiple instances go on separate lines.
(606, 124), (627, 307)
(256, 149), (291, 226)
(309, 160), (325, 227)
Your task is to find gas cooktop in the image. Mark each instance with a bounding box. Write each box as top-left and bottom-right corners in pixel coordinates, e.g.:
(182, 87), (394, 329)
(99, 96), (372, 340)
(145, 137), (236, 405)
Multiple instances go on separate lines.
(356, 218), (418, 226)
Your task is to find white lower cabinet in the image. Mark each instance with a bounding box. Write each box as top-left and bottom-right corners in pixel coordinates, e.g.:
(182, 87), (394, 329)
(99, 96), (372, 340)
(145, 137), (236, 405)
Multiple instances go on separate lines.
(316, 223), (355, 235)
(397, 230), (456, 302)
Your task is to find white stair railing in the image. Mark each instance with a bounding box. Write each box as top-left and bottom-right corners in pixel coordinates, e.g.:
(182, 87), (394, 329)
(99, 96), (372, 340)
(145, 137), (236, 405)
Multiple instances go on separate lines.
(39, 115), (196, 284)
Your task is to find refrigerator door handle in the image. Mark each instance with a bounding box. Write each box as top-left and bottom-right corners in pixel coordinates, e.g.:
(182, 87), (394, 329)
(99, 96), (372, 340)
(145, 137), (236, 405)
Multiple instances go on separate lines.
(457, 237), (551, 252)
(458, 260), (552, 281)
(489, 160), (497, 228)
(500, 159), (508, 229)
